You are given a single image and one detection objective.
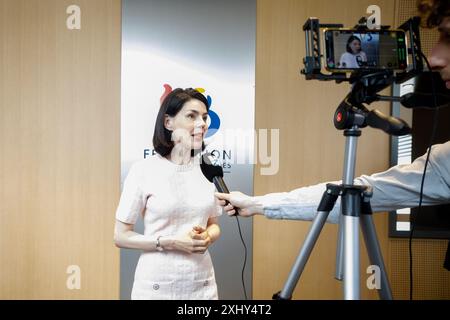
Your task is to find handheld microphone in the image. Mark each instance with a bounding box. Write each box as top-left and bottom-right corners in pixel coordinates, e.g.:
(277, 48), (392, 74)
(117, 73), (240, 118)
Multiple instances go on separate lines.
(401, 72), (450, 109)
(200, 153), (238, 216)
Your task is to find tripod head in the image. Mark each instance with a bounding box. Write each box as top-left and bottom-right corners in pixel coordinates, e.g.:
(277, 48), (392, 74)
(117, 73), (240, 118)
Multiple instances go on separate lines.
(334, 71), (411, 136)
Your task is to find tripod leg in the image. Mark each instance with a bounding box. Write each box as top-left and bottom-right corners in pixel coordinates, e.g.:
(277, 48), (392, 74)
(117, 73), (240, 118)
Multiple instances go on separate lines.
(341, 187), (365, 300)
(360, 214), (393, 300)
(277, 210), (330, 299)
(335, 214), (344, 281)
(343, 215), (360, 299)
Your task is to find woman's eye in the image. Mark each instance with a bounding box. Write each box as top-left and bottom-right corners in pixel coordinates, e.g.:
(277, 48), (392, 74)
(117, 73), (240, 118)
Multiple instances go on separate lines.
(187, 114), (195, 119)
(203, 116), (208, 122)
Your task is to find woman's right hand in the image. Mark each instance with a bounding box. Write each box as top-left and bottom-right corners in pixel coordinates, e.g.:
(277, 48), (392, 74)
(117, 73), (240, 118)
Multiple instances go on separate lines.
(161, 235), (209, 254)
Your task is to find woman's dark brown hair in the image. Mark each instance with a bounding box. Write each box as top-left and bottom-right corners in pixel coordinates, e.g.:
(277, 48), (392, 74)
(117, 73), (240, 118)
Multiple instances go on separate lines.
(346, 35), (362, 54)
(153, 88), (209, 157)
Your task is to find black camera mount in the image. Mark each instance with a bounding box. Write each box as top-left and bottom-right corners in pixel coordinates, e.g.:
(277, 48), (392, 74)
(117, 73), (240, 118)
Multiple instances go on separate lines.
(301, 16), (423, 84)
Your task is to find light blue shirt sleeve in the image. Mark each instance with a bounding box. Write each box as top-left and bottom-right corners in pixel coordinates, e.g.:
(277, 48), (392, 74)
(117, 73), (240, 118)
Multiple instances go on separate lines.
(254, 182), (341, 224)
(256, 141), (450, 224)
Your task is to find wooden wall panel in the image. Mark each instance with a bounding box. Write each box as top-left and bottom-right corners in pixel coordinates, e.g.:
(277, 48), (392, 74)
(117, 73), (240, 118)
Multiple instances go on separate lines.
(0, 0), (121, 299)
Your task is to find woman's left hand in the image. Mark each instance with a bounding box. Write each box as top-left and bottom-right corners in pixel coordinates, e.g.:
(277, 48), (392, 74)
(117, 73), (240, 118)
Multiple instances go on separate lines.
(189, 226), (211, 253)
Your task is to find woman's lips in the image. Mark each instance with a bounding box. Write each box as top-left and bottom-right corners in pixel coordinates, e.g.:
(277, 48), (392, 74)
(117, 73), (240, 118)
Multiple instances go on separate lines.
(192, 133), (203, 139)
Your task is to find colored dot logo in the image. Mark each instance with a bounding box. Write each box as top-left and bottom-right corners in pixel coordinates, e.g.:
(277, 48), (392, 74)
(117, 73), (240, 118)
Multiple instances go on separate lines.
(195, 87), (220, 138)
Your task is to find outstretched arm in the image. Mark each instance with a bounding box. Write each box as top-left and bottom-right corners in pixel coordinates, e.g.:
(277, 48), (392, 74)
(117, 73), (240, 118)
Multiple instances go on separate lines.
(216, 142), (450, 223)
(215, 183), (340, 224)
(356, 142), (450, 211)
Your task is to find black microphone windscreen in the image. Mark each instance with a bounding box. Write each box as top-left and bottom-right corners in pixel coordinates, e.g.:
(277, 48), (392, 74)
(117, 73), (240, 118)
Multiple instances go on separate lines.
(400, 92), (448, 109)
(415, 71), (447, 93)
(200, 153), (224, 183)
(401, 72), (450, 109)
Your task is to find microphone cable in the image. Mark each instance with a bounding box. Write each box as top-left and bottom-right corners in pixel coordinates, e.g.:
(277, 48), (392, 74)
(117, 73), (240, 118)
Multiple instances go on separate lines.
(233, 213), (248, 300)
(408, 52), (440, 300)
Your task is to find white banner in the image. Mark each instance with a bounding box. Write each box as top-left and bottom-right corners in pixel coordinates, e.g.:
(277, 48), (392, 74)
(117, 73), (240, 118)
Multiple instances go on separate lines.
(121, 0), (256, 300)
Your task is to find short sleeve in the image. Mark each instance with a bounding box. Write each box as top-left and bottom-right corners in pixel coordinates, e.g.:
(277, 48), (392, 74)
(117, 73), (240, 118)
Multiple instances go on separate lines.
(115, 162), (146, 224)
(339, 53), (349, 68)
(211, 195), (223, 218)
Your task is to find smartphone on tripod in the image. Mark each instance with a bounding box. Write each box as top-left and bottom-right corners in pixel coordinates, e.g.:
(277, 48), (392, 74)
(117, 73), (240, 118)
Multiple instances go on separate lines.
(323, 29), (408, 72)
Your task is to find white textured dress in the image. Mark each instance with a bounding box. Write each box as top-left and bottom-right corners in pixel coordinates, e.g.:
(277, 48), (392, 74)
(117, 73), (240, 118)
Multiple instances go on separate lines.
(115, 154), (222, 300)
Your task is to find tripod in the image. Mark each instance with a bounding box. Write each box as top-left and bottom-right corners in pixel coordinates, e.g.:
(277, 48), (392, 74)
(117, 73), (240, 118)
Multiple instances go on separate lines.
(274, 72), (411, 300)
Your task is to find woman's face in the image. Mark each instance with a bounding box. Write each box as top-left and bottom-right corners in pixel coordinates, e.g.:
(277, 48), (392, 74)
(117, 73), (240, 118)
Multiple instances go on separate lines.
(165, 99), (208, 151)
(349, 39), (361, 54)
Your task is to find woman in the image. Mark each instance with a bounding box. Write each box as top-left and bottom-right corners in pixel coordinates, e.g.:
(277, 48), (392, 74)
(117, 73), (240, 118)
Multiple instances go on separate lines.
(114, 88), (222, 300)
(339, 35), (367, 69)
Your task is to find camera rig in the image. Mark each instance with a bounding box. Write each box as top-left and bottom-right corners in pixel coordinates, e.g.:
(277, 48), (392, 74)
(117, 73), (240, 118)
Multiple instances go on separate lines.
(301, 16), (424, 84)
(301, 16), (425, 135)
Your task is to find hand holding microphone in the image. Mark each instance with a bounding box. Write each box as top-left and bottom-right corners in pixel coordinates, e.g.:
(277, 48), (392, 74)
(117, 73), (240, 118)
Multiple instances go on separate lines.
(199, 152), (239, 216)
(200, 152), (264, 217)
(215, 191), (263, 217)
